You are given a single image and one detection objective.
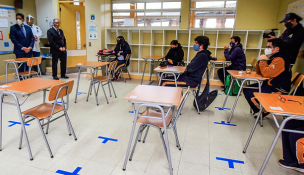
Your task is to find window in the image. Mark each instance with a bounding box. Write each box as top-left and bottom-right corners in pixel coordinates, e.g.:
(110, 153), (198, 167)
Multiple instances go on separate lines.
(111, 1), (181, 27)
(190, 0), (237, 29)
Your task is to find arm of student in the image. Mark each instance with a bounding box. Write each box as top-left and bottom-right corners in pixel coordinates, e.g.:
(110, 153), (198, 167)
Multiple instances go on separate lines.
(186, 56), (208, 73)
(172, 49), (184, 65)
(224, 48), (237, 61)
(122, 44), (131, 56)
(259, 57), (285, 78)
(255, 61), (261, 74)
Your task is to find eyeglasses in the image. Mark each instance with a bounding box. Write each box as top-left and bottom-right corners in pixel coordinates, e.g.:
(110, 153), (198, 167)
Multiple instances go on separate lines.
(278, 95), (302, 105)
(54, 22), (60, 24)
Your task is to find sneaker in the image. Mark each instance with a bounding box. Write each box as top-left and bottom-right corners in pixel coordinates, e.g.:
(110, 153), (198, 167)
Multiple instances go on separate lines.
(278, 159), (304, 173)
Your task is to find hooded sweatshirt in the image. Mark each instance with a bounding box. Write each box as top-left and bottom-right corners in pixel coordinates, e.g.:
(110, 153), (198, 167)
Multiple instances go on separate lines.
(224, 43), (246, 71)
(165, 45), (184, 65)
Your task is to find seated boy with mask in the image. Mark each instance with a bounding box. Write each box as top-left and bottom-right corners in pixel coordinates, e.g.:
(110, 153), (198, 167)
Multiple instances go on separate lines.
(161, 36), (210, 88)
(243, 38), (291, 118)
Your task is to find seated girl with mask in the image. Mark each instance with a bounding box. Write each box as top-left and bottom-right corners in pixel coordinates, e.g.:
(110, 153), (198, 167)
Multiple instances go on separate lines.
(165, 40), (184, 66)
(161, 36), (210, 88)
(112, 36), (131, 80)
(243, 38), (291, 119)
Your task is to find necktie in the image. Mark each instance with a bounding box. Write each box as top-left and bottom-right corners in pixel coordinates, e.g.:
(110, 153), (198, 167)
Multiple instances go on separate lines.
(57, 29), (60, 35)
(21, 25), (26, 37)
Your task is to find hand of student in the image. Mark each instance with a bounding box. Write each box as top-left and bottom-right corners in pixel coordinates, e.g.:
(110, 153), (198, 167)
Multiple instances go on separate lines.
(259, 54), (269, 60)
(268, 35), (276, 39)
(117, 53), (120, 56)
(224, 45), (229, 50)
(168, 59), (173, 64)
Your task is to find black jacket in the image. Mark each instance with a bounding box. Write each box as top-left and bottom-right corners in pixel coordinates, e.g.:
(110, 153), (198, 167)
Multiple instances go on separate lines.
(47, 27), (67, 54)
(179, 50), (209, 87)
(114, 42), (131, 59)
(279, 23), (304, 64)
(224, 43), (246, 71)
(165, 46), (184, 65)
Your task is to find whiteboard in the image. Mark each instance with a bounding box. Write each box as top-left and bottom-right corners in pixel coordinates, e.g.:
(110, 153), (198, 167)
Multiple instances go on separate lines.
(0, 5), (16, 54)
(287, 0), (304, 26)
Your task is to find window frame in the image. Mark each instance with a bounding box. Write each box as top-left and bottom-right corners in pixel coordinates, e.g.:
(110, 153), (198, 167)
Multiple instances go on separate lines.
(189, 0), (238, 30)
(111, 0), (182, 28)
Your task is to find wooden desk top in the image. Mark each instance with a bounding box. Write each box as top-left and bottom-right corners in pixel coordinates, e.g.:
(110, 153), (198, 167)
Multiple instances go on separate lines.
(143, 56), (164, 60)
(3, 58), (29, 63)
(76, 61), (110, 68)
(154, 66), (186, 73)
(124, 85), (182, 106)
(0, 78), (65, 95)
(228, 70), (269, 80)
(254, 93), (304, 116)
(210, 58), (230, 63)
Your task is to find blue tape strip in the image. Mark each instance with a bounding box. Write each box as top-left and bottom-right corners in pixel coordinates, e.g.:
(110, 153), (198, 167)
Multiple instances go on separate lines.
(8, 121), (30, 127)
(216, 157), (244, 169)
(215, 107), (231, 110)
(0, 7), (15, 10)
(214, 121), (237, 126)
(98, 136), (118, 144)
(129, 110), (142, 114)
(148, 81), (154, 85)
(10, 22), (13, 25)
(77, 92), (87, 95)
(56, 100), (67, 105)
(0, 51), (13, 54)
(56, 167), (82, 175)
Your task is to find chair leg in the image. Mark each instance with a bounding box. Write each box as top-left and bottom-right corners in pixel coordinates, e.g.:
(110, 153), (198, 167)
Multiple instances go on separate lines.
(121, 69), (126, 83)
(107, 81), (112, 97)
(19, 116), (26, 149)
(127, 68), (131, 80)
(129, 125), (143, 161)
(192, 90), (200, 114)
(158, 128), (169, 162)
(142, 126), (150, 143)
(86, 82), (92, 101)
(173, 125), (181, 150)
(46, 118), (50, 134)
(101, 84), (109, 104)
(36, 118), (53, 158)
(64, 115), (72, 136)
(96, 81), (101, 96)
(110, 81), (117, 98)
(65, 112), (77, 141)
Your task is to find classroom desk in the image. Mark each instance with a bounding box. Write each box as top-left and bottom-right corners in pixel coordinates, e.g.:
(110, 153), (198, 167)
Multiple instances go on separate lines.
(3, 58), (29, 84)
(74, 62), (110, 105)
(242, 93), (304, 175)
(96, 54), (115, 75)
(209, 59), (231, 87)
(0, 78), (65, 160)
(141, 56), (164, 85)
(154, 66), (186, 86)
(123, 85), (182, 175)
(222, 70), (269, 123)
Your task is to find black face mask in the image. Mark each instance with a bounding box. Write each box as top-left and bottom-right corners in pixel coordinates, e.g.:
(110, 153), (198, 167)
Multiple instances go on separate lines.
(285, 22), (293, 29)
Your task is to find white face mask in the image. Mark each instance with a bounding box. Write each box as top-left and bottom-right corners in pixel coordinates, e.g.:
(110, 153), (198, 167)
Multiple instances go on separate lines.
(16, 19), (23, 25)
(264, 48), (273, 55)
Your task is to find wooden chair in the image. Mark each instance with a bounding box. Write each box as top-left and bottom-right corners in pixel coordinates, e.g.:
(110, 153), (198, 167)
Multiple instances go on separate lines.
(289, 72), (304, 95)
(19, 57), (42, 79)
(87, 61), (117, 105)
(251, 58), (257, 71)
(115, 54), (132, 82)
(19, 80), (77, 158)
(125, 87), (190, 174)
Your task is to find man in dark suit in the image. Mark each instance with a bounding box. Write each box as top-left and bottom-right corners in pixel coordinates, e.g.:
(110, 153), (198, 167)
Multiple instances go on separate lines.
(10, 13), (34, 72)
(47, 19), (69, 80)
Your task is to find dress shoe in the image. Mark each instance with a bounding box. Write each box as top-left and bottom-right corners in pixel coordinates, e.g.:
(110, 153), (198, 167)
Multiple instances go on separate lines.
(53, 76), (59, 80)
(61, 75), (69, 79)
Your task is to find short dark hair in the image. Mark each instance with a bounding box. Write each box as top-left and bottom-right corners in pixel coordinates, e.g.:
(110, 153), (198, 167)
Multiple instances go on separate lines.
(16, 13), (24, 19)
(194, 36), (210, 50)
(289, 13), (303, 22)
(268, 38), (285, 50)
(231, 36), (241, 43)
(170, 40), (181, 47)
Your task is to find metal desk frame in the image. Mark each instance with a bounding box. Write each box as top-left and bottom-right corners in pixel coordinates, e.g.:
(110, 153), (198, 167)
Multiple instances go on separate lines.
(141, 57), (164, 85)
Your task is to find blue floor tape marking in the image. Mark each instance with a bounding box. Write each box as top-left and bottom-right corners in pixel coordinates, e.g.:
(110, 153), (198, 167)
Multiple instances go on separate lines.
(148, 81), (154, 85)
(216, 157), (244, 169)
(215, 107), (231, 110)
(8, 121), (30, 127)
(129, 110), (142, 114)
(77, 92), (87, 95)
(56, 100), (67, 105)
(214, 121), (237, 126)
(98, 136), (118, 144)
(56, 167), (82, 175)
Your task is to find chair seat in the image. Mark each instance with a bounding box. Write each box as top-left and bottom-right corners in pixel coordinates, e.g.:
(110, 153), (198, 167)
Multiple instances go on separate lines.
(19, 71), (38, 76)
(22, 103), (64, 119)
(91, 76), (108, 82)
(136, 109), (173, 128)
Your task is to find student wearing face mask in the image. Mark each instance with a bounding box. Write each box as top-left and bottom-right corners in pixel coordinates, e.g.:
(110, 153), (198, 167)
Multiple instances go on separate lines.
(243, 38), (291, 119)
(268, 13), (304, 65)
(218, 36), (246, 88)
(164, 40), (184, 66)
(162, 36), (209, 88)
(112, 36), (131, 81)
(9, 13), (34, 73)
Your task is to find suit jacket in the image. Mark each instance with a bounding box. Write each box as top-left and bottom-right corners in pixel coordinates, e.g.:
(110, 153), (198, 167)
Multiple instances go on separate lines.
(47, 27), (67, 54)
(9, 24), (34, 55)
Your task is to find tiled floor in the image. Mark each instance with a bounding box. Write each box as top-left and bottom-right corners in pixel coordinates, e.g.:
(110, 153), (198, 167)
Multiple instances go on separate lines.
(0, 74), (302, 175)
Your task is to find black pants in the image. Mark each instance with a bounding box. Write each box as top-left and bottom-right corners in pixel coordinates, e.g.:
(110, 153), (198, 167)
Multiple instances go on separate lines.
(243, 83), (278, 114)
(218, 66), (233, 86)
(282, 120), (304, 163)
(52, 52), (67, 77)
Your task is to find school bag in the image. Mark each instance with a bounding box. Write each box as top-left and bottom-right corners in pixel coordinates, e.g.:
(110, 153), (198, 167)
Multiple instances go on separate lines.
(193, 68), (218, 112)
(225, 75), (241, 96)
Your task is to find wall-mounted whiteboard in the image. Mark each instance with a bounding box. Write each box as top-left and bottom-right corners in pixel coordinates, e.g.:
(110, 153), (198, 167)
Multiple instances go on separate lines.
(287, 0), (304, 26)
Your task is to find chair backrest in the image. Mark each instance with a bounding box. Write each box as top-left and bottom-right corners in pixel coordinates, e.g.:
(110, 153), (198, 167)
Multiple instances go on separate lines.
(48, 80), (74, 101)
(177, 87), (190, 110)
(108, 61), (117, 72)
(289, 72), (304, 95)
(251, 58), (257, 67)
(125, 54), (131, 61)
(27, 57), (42, 66)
